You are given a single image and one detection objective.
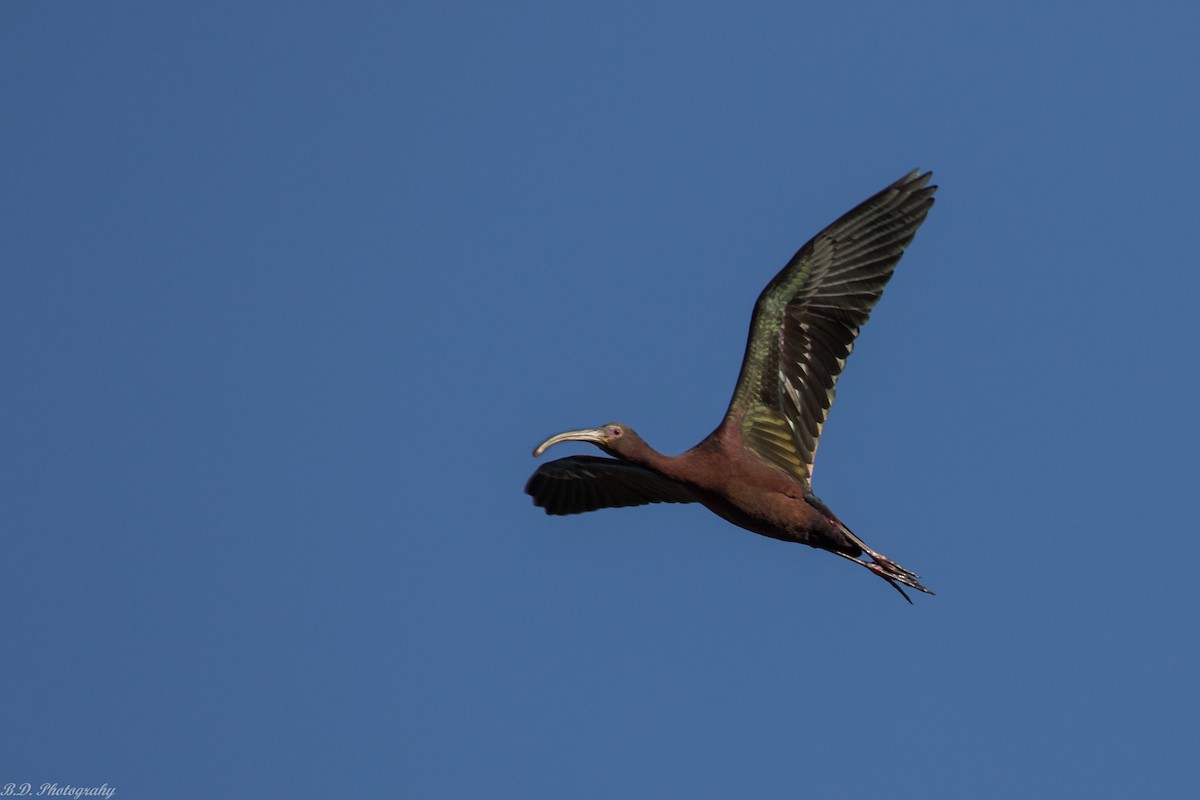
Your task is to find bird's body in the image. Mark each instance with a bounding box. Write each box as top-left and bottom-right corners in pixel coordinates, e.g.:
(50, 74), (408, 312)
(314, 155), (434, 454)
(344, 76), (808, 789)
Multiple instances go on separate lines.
(674, 427), (856, 552)
(525, 171), (937, 600)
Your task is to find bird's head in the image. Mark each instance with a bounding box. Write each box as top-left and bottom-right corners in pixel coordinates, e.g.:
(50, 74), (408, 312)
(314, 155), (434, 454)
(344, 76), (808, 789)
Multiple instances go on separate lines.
(532, 422), (643, 459)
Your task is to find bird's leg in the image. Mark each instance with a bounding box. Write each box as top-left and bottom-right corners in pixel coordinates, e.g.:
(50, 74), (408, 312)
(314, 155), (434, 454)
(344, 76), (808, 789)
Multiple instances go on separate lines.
(833, 548), (934, 602)
(864, 548), (923, 582)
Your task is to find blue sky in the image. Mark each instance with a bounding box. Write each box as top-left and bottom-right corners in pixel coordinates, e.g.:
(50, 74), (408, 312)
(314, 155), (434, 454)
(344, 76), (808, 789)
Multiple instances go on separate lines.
(4, 1), (1199, 797)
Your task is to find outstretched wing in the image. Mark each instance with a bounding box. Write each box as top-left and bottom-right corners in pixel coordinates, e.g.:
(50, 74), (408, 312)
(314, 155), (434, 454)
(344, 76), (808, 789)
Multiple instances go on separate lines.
(524, 456), (698, 516)
(726, 170), (936, 485)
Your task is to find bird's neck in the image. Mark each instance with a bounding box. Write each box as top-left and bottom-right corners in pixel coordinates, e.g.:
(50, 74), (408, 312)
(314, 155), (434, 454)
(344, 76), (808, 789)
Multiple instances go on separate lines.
(617, 437), (667, 470)
(625, 438), (712, 490)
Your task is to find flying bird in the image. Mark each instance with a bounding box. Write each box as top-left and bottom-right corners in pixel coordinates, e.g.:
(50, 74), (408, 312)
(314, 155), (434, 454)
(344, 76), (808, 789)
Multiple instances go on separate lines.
(525, 170), (937, 601)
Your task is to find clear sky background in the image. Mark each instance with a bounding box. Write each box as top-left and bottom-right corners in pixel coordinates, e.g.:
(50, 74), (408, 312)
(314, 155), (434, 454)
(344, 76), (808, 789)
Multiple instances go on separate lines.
(4, 2), (1198, 797)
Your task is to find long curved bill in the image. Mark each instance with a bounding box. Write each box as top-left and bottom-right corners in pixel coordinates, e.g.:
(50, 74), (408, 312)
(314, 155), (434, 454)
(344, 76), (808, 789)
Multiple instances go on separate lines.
(532, 428), (607, 457)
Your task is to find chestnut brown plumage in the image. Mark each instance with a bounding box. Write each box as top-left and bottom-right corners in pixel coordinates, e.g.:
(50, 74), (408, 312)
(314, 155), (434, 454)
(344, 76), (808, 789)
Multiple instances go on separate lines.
(525, 170), (937, 601)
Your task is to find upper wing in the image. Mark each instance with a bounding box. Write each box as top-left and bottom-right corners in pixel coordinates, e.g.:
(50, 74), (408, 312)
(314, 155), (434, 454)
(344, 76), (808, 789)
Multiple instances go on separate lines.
(524, 456), (698, 516)
(725, 170), (936, 485)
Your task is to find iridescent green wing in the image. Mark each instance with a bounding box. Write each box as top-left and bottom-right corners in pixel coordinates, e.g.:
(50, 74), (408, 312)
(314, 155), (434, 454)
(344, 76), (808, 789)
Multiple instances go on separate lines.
(726, 170), (937, 485)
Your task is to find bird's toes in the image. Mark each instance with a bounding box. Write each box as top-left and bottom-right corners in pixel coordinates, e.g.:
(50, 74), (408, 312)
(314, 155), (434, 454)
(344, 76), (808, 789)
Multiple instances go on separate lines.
(866, 557), (933, 595)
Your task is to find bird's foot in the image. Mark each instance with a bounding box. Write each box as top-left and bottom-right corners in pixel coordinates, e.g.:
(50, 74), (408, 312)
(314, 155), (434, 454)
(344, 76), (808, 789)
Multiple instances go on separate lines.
(860, 550), (934, 603)
(831, 548), (933, 602)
